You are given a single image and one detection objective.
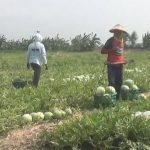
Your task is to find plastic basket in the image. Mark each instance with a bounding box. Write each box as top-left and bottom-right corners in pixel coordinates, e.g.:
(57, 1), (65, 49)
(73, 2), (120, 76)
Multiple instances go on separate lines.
(128, 89), (139, 100)
(94, 93), (117, 108)
(94, 95), (103, 108)
(111, 93), (117, 102)
(12, 79), (27, 88)
(121, 91), (129, 100)
(121, 90), (139, 100)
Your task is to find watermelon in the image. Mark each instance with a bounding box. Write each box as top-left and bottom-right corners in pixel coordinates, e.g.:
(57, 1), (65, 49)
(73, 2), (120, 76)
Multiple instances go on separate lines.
(130, 84), (139, 90)
(138, 94), (147, 100)
(59, 110), (66, 117)
(44, 112), (53, 120)
(36, 112), (44, 120)
(121, 85), (130, 100)
(65, 108), (72, 115)
(30, 112), (39, 121)
(95, 86), (105, 96)
(124, 79), (134, 87)
(121, 85), (130, 92)
(53, 109), (63, 119)
(22, 114), (32, 123)
(105, 86), (116, 94)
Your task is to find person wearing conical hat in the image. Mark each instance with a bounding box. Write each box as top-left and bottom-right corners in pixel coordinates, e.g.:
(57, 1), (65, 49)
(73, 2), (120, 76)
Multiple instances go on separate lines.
(101, 24), (127, 100)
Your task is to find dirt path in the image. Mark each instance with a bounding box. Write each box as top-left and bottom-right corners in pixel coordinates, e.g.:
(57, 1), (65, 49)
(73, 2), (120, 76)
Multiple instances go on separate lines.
(144, 91), (150, 97)
(0, 113), (82, 150)
(0, 122), (59, 150)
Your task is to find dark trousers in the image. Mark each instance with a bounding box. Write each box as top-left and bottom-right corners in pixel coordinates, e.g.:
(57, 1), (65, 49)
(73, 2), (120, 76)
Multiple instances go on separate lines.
(107, 64), (123, 100)
(31, 63), (41, 87)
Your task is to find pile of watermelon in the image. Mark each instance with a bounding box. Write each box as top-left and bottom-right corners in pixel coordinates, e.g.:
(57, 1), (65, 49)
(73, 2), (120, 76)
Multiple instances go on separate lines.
(22, 108), (72, 124)
(94, 79), (147, 108)
(121, 79), (147, 100)
(94, 86), (117, 108)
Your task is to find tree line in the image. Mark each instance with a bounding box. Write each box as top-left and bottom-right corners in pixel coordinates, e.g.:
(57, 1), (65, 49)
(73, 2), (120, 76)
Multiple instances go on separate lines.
(0, 31), (149, 51)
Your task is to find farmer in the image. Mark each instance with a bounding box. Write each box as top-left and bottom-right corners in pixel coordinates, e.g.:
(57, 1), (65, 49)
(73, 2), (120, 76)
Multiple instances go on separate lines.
(101, 24), (127, 100)
(27, 31), (48, 87)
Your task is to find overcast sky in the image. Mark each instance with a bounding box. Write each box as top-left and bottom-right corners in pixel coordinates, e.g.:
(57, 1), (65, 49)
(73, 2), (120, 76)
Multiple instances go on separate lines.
(0, 0), (150, 43)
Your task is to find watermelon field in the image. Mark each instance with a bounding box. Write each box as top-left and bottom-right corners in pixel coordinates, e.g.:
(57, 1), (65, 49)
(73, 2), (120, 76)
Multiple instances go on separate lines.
(0, 50), (150, 149)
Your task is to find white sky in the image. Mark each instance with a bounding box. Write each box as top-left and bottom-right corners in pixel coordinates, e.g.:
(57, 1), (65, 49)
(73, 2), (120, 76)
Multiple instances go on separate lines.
(0, 0), (150, 43)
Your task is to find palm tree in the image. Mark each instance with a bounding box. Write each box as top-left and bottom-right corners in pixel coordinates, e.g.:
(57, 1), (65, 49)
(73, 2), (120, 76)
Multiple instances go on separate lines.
(71, 33), (101, 52)
(89, 33), (101, 50)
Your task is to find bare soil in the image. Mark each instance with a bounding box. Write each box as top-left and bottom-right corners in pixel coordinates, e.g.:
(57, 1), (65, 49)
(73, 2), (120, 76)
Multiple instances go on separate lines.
(0, 122), (58, 150)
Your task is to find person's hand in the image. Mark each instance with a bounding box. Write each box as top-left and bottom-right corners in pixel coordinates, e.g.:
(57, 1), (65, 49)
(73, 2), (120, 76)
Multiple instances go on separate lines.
(27, 63), (30, 69)
(45, 64), (48, 70)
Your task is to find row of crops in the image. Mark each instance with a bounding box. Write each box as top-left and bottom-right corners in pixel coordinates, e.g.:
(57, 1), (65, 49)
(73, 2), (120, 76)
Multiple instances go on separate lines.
(0, 50), (150, 149)
(38, 101), (150, 150)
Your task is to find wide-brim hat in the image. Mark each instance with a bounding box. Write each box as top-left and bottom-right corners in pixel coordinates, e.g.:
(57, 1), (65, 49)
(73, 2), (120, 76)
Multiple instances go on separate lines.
(109, 24), (127, 33)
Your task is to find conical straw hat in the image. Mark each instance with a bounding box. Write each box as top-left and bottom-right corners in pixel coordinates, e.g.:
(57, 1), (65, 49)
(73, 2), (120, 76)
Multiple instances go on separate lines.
(109, 24), (127, 33)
